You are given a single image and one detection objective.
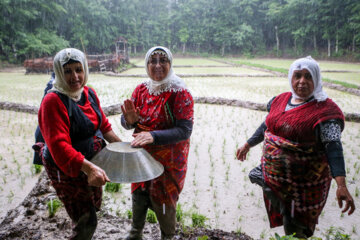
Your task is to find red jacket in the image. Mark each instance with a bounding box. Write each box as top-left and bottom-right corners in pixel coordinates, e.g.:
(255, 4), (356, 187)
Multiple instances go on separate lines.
(38, 86), (112, 177)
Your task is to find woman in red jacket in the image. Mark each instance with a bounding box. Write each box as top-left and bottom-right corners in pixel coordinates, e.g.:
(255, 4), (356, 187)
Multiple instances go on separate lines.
(38, 48), (121, 239)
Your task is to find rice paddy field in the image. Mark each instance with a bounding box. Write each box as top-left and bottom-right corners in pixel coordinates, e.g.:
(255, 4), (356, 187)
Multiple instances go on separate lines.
(0, 57), (359, 239)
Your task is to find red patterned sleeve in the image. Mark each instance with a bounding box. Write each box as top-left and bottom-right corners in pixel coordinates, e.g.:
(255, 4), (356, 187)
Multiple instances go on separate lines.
(173, 89), (194, 122)
(131, 84), (142, 106)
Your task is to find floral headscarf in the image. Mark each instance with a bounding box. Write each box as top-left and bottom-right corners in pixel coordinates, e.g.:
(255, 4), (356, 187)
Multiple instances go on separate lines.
(50, 48), (89, 101)
(144, 46), (188, 96)
(288, 56), (327, 102)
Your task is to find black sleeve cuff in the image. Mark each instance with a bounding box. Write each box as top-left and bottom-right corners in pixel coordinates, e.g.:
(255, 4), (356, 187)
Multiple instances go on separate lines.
(247, 121), (267, 147)
(325, 141), (346, 177)
(151, 119), (193, 145)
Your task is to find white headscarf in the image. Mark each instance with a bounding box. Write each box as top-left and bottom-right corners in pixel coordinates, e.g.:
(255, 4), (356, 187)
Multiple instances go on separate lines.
(50, 48), (89, 101)
(144, 46), (187, 96)
(288, 56), (327, 102)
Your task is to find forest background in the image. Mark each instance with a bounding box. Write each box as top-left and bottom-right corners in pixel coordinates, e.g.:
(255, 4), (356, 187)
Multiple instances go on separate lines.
(1, 0), (360, 63)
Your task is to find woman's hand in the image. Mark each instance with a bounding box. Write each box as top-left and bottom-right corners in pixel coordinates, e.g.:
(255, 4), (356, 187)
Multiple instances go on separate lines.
(131, 132), (154, 147)
(336, 185), (355, 215)
(236, 142), (250, 161)
(335, 176), (355, 215)
(121, 99), (140, 126)
(81, 159), (110, 187)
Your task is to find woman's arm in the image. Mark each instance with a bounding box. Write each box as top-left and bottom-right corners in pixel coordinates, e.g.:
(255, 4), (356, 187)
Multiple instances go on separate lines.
(317, 119), (355, 215)
(150, 119), (193, 145)
(103, 130), (122, 143)
(236, 121), (267, 161)
(236, 96), (275, 161)
(317, 119), (346, 177)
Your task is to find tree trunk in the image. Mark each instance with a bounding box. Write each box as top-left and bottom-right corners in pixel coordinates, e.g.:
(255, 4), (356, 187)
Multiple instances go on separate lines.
(313, 34), (317, 52)
(294, 38), (297, 53)
(328, 38), (331, 57)
(221, 43), (225, 56)
(335, 32), (339, 53)
(353, 34), (355, 52)
(134, 45), (137, 55)
(275, 25), (279, 56)
(182, 42), (186, 54)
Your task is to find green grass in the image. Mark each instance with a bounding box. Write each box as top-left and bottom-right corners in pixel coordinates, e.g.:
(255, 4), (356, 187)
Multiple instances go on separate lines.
(229, 59), (360, 90)
(322, 72), (360, 86)
(228, 58), (360, 72)
(0, 72), (50, 105)
(121, 66), (272, 75)
(134, 58), (229, 67)
(230, 59), (289, 74)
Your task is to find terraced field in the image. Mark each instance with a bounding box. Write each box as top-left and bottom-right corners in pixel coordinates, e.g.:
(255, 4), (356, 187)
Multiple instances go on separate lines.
(0, 57), (359, 239)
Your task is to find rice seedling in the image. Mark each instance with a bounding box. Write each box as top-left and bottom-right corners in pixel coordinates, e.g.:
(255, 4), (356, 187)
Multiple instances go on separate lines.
(191, 212), (207, 228)
(104, 182), (122, 193)
(197, 236), (209, 240)
(146, 209), (157, 223)
(260, 229), (266, 239)
(323, 226), (351, 240)
(31, 164), (42, 175)
(1, 59), (360, 239)
(7, 190), (14, 203)
(47, 198), (62, 218)
(176, 203), (184, 223)
(124, 209), (132, 219)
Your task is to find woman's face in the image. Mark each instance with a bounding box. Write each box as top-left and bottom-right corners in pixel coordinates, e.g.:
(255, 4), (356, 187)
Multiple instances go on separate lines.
(291, 69), (314, 99)
(63, 62), (85, 91)
(147, 53), (170, 81)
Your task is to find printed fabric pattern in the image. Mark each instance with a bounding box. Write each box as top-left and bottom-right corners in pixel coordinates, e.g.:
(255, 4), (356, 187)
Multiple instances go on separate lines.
(262, 92), (345, 231)
(262, 130), (331, 231)
(41, 137), (105, 222)
(130, 83), (194, 207)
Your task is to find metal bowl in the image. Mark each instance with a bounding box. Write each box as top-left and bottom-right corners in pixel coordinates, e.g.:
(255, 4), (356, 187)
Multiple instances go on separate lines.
(91, 142), (164, 183)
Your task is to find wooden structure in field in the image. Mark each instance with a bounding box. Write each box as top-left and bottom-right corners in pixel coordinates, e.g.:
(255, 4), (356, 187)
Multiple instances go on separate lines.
(24, 37), (129, 74)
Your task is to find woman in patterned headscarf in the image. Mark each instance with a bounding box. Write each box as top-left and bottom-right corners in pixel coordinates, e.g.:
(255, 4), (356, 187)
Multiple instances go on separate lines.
(236, 56), (355, 238)
(38, 48), (122, 239)
(121, 46), (194, 240)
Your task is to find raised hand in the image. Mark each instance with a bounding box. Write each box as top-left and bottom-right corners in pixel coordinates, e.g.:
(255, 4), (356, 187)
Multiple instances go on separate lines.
(121, 99), (140, 125)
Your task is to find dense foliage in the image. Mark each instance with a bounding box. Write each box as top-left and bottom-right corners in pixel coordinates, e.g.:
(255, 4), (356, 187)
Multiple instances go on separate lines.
(1, 0), (360, 62)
